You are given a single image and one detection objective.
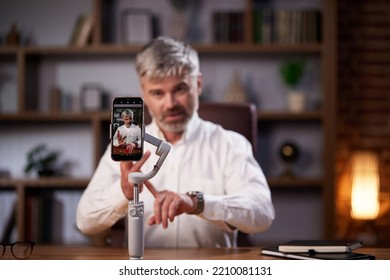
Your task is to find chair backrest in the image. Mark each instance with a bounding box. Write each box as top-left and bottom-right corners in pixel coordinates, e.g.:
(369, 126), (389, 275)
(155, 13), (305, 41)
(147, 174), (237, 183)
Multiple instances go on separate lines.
(145, 102), (258, 154)
(199, 102), (257, 154)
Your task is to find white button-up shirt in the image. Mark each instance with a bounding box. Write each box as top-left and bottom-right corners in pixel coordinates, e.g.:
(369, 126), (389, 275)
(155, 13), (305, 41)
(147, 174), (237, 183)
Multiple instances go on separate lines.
(112, 124), (141, 147)
(77, 113), (275, 247)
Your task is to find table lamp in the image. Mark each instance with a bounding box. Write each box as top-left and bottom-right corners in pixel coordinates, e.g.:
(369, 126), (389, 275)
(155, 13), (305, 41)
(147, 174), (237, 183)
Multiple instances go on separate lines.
(350, 151), (380, 220)
(336, 150), (390, 245)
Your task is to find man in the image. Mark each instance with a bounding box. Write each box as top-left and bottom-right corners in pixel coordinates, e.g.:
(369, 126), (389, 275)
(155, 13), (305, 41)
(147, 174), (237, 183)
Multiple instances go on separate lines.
(77, 36), (275, 247)
(112, 109), (142, 155)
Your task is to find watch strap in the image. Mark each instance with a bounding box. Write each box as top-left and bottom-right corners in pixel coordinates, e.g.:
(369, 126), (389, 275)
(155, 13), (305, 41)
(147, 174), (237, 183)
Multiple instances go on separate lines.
(186, 191), (204, 215)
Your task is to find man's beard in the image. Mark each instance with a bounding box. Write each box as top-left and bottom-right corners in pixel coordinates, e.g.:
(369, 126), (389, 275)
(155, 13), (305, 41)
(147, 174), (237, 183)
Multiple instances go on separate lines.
(151, 103), (195, 133)
(156, 106), (192, 133)
(158, 118), (190, 132)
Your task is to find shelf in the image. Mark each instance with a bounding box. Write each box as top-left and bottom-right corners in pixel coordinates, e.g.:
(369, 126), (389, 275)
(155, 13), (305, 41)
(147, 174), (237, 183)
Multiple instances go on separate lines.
(191, 43), (323, 54)
(0, 47), (20, 55)
(257, 111), (323, 121)
(0, 111), (110, 123)
(0, 43), (323, 57)
(23, 45), (142, 56)
(0, 178), (89, 189)
(267, 177), (323, 189)
(0, 177), (322, 190)
(0, 111), (321, 123)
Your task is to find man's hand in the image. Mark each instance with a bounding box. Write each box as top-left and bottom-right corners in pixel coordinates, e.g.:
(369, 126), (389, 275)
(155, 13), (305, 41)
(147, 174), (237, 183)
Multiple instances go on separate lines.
(120, 150), (151, 200)
(118, 137), (126, 146)
(125, 143), (136, 154)
(144, 181), (197, 229)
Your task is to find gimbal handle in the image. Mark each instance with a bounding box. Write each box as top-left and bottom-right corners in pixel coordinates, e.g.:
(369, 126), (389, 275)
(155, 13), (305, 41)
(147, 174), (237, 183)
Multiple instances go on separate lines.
(127, 133), (171, 260)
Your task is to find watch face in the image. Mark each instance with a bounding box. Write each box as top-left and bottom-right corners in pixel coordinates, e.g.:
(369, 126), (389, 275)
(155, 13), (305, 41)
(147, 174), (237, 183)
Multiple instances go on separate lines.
(187, 191), (199, 196)
(186, 191), (204, 215)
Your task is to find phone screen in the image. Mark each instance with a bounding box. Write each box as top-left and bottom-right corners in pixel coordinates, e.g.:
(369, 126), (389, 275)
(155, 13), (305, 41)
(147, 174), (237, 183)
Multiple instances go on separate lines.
(111, 97), (144, 161)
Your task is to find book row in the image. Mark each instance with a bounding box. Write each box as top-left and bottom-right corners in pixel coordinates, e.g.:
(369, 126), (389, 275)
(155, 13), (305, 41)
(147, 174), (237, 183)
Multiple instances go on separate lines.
(253, 9), (322, 44)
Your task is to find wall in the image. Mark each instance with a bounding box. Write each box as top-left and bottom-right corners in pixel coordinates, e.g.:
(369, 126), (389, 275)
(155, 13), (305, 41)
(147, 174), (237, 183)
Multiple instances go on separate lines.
(337, 0), (390, 246)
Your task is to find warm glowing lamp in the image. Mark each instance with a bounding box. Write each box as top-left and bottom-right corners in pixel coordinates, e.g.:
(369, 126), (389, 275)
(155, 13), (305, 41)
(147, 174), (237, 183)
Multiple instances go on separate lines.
(350, 151), (380, 220)
(337, 150), (389, 245)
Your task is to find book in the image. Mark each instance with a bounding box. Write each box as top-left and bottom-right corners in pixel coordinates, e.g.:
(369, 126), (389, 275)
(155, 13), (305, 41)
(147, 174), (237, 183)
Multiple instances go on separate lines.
(69, 15), (85, 45)
(261, 247), (375, 260)
(49, 86), (62, 112)
(212, 11), (244, 43)
(25, 193), (54, 243)
(278, 240), (363, 253)
(69, 15), (94, 46)
(1, 202), (16, 243)
(76, 15), (93, 46)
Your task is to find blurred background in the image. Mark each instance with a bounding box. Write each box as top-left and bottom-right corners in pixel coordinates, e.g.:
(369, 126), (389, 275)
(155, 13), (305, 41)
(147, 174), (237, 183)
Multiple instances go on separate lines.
(0, 0), (389, 248)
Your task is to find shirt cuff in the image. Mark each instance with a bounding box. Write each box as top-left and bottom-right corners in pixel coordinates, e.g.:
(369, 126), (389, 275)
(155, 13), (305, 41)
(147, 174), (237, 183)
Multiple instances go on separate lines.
(105, 179), (129, 217)
(201, 194), (235, 232)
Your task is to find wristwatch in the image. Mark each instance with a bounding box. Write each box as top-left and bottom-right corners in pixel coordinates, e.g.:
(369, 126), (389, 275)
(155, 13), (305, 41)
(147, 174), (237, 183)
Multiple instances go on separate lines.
(186, 191), (204, 215)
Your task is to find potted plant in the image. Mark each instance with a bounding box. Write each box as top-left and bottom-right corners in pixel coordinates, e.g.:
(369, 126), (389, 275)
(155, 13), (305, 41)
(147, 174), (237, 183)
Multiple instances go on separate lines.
(24, 144), (60, 177)
(279, 59), (306, 112)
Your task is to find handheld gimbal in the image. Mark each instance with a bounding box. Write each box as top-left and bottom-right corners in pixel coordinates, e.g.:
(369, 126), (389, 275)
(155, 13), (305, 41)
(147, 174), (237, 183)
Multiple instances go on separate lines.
(127, 133), (171, 259)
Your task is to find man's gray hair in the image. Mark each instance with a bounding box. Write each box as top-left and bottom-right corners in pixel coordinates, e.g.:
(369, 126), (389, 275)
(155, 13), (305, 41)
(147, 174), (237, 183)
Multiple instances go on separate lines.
(135, 36), (199, 80)
(121, 109), (134, 117)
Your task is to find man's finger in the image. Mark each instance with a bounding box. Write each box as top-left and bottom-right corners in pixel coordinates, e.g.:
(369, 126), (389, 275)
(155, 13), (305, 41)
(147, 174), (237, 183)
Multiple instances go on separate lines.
(120, 160), (133, 173)
(144, 180), (158, 198)
(147, 215), (156, 225)
(132, 150), (151, 170)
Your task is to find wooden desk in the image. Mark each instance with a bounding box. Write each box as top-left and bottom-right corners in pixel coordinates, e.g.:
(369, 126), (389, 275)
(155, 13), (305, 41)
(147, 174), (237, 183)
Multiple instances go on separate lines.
(22, 245), (390, 260)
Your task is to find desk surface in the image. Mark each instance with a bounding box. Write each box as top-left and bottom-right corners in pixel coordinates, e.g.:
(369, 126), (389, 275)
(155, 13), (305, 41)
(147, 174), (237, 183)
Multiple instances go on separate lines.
(19, 245), (390, 260)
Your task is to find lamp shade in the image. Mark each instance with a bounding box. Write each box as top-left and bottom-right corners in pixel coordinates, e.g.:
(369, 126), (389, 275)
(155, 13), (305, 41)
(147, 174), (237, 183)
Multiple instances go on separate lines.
(350, 151), (380, 220)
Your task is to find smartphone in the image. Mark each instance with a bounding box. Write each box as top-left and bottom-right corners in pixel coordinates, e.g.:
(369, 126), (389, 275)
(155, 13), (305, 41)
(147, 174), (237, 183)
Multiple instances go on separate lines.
(111, 97), (144, 161)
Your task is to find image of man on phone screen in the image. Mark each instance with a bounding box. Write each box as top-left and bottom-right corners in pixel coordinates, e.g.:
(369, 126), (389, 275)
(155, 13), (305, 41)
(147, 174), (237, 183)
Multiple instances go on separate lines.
(112, 109), (142, 155)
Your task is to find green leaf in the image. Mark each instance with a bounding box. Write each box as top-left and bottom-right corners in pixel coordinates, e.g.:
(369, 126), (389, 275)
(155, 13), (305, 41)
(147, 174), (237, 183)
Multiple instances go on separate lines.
(279, 59), (306, 88)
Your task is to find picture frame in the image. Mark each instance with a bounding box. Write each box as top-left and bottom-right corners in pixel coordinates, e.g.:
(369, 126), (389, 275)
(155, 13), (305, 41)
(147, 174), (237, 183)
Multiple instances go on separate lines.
(121, 9), (155, 44)
(80, 84), (106, 111)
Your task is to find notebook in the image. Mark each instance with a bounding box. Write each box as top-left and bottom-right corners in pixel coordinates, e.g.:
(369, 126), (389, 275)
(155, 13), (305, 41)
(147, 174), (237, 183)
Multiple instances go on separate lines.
(277, 240), (363, 253)
(261, 247), (375, 260)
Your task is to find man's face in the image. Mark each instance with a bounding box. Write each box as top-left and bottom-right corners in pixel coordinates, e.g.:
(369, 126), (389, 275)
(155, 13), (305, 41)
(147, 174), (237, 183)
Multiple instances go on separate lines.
(122, 114), (133, 127)
(141, 73), (202, 134)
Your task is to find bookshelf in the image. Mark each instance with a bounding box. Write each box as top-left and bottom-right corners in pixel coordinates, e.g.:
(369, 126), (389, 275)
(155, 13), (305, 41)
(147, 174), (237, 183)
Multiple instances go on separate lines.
(0, 0), (336, 244)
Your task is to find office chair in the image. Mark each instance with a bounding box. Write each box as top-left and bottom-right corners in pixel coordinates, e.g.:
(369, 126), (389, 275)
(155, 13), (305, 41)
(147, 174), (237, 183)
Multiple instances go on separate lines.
(197, 102), (257, 155)
(109, 102), (258, 247)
